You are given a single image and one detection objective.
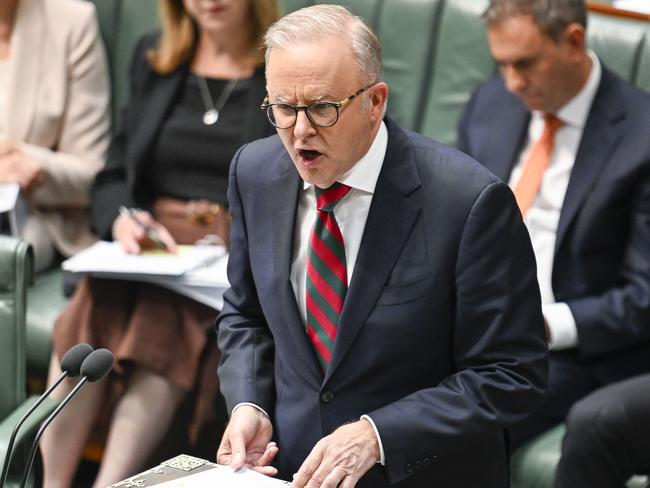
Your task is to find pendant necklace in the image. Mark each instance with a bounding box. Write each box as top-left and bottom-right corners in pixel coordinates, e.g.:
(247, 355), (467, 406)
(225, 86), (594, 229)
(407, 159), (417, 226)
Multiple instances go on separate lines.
(197, 75), (239, 125)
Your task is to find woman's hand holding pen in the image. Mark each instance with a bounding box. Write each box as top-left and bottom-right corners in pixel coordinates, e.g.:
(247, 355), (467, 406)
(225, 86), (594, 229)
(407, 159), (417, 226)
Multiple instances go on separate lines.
(112, 208), (177, 254)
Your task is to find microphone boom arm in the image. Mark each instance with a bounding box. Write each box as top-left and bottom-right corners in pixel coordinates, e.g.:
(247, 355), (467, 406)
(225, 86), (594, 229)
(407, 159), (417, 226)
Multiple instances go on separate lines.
(0, 373), (68, 488)
(18, 377), (89, 488)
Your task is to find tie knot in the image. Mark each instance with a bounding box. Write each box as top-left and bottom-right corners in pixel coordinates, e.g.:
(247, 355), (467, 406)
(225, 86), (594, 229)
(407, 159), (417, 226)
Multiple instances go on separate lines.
(543, 114), (564, 136)
(315, 182), (351, 212)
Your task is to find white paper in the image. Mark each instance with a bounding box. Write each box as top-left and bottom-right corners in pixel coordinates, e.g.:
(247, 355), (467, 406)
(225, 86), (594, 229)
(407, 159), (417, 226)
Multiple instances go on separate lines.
(62, 241), (225, 276)
(154, 464), (290, 487)
(613, 0), (650, 14)
(63, 241), (230, 310)
(0, 182), (19, 213)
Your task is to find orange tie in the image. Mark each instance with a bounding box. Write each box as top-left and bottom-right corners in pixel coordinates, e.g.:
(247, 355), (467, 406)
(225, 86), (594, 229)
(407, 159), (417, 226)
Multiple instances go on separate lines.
(514, 114), (564, 216)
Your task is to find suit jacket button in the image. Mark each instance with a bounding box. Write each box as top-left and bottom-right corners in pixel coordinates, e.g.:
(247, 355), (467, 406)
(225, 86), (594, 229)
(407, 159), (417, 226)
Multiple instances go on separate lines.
(320, 390), (335, 403)
(406, 463), (414, 473)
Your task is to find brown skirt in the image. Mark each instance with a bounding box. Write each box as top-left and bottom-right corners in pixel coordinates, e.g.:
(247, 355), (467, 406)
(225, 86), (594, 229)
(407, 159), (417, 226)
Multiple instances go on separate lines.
(53, 278), (220, 444)
(53, 198), (229, 445)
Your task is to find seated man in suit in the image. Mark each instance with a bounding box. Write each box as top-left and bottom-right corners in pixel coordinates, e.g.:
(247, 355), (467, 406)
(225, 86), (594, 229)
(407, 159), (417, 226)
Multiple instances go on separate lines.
(554, 373), (650, 487)
(458, 0), (650, 448)
(215, 4), (548, 487)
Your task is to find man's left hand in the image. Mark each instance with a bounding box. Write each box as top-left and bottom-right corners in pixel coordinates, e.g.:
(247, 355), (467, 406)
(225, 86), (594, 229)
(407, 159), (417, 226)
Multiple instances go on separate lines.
(291, 419), (379, 488)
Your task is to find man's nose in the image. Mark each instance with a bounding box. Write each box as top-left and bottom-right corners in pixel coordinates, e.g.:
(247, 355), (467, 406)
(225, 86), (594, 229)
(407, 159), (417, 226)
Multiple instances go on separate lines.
(503, 66), (526, 94)
(293, 109), (317, 140)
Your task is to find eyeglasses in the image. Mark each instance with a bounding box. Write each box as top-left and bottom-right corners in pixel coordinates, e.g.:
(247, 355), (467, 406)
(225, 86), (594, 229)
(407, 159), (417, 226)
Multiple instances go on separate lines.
(261, 84), (374, 129)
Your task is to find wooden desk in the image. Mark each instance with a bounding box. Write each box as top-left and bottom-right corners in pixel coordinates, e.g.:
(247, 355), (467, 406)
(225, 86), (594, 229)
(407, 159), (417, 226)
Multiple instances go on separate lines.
(588, 1), (650, 21)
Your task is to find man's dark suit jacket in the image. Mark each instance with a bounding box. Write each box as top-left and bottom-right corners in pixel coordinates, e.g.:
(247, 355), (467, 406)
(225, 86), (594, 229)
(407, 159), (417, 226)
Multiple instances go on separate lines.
(458, 67), (650, 383)
(90, 33), (273, 239)
(217, 118), (548, 487)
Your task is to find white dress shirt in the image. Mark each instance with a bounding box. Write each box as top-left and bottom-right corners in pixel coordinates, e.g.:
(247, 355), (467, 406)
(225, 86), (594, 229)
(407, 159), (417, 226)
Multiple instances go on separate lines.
(234, 122), (389, 464)
(508, 51), (601, 350)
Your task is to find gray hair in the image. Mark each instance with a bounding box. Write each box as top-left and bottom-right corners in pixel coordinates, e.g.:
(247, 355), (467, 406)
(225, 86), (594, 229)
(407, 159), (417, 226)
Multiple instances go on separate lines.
(264, 4), (383, 84)
(484, 0), (587, 41)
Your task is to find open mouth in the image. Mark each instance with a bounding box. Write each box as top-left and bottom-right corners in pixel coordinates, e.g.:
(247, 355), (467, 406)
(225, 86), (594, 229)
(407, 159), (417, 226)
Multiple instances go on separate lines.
(299, 149), (322, 161)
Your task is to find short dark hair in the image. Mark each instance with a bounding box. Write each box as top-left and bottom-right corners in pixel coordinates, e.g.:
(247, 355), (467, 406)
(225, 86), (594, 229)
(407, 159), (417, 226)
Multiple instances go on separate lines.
(484, 0), (587, 41)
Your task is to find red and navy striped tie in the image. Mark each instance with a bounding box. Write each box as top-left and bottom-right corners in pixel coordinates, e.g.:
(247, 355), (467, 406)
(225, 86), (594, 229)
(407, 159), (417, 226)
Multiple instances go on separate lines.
(306, 182), (351, 371)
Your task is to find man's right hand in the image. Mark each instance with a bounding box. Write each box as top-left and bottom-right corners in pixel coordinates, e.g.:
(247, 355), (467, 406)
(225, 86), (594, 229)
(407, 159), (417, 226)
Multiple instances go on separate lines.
(217, 405), (278, 476)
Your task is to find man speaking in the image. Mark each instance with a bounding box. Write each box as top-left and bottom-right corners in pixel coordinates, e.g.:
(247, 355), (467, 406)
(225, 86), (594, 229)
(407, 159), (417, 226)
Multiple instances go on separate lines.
(216, 5), (548, 487)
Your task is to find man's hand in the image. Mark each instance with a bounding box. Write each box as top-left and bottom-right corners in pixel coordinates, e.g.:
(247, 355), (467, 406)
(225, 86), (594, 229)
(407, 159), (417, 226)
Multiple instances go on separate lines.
(291, 419), (379, 488)
(217, 405), (278, 476)
(0, 142), (43, 194)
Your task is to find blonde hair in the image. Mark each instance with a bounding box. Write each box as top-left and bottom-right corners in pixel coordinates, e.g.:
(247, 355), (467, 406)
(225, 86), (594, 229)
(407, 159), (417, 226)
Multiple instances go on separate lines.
(149, 0), (280, 75)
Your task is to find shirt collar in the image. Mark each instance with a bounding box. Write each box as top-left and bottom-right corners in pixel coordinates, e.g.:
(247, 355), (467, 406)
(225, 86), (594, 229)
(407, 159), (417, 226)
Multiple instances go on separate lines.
(532, 50), (601, 129)
(303, 121), (388, 194)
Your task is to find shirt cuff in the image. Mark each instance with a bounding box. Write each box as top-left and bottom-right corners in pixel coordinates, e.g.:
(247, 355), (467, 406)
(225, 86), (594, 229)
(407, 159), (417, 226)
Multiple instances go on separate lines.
(543, 302), (578, 350)
(360, 414), (386, 465)
(232, 402), (270, 419)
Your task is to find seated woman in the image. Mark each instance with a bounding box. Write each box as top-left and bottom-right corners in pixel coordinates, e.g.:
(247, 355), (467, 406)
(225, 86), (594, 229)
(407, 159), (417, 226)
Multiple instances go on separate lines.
(0, 0), (110, 272)
(40, 0), (279, 486)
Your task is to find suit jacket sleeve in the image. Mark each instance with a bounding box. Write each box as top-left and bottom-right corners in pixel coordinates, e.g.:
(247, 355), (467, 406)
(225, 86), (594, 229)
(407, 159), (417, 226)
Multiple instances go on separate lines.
(368, 181), (548, 484)
(566, 172), (650, 357)
(90, 34), (156, 239)
(24, 1), (111, 209)
(216, 146), (276, 415)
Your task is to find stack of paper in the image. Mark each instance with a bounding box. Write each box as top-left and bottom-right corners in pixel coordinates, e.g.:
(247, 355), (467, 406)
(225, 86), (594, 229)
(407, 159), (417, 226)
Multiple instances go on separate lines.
(62, 241), (230, 309)
(154, 464), (290, 487)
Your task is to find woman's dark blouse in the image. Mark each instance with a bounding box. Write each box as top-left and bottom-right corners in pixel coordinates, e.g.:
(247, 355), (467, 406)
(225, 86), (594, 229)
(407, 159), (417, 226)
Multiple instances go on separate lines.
(150, 75), (253, 204)
(90, 33), (275, 240)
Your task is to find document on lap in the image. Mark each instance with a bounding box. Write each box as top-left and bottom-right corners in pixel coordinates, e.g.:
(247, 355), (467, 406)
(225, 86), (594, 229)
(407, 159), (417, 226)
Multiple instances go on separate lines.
(0, 183), (19, 213)
(62, 240), (229, 309)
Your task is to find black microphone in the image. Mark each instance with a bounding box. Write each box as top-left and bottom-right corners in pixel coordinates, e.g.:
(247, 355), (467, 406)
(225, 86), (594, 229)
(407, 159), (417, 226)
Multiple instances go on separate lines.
(18, 348), (114, 488)
(0, 343), (93, 487)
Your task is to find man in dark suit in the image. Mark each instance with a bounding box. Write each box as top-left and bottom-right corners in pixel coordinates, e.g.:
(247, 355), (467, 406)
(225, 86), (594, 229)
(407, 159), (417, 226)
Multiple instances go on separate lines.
(216, 5), (548, 487)
(458, 0), (650, 449)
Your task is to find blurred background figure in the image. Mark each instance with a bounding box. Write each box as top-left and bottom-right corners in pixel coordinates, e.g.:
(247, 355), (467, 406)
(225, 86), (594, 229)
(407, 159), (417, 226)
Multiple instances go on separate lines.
(458, 0), (650, 450)
(0, 0), (111, 272)
(554, 373), (650, 487)
(40, 0), (278, 487)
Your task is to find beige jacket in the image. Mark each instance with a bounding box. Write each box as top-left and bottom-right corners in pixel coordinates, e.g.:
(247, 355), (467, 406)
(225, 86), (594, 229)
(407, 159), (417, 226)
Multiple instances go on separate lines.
(4, 0), (110, 264)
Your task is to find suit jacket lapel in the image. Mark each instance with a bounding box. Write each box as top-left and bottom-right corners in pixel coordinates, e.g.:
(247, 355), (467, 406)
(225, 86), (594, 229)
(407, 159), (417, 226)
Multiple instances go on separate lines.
(7, 0), (42, 140)
(484, 99), (529, 182)
(326, 120), (422, 382)
(269, 157), (323, 382)
(555, 69), (625, 254)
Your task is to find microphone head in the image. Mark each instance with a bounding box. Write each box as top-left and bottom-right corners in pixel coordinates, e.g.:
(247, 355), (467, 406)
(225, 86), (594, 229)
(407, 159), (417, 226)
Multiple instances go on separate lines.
(80, 348), (114, 382)
(60, 343), (94, 377)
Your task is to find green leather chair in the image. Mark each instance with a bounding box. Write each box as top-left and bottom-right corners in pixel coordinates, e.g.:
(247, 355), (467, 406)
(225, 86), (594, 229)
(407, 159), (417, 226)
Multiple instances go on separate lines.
(0, 236), (58, 488)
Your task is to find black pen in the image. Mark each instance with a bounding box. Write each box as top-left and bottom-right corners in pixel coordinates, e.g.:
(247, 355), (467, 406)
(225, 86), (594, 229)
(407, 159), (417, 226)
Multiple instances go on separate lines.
(118, 206), (168, 250)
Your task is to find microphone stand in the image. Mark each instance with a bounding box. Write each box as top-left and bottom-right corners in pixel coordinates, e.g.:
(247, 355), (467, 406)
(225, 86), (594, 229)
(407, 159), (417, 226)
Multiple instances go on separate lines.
(0, 373), (68, 488)
(18, 377), (89, 488)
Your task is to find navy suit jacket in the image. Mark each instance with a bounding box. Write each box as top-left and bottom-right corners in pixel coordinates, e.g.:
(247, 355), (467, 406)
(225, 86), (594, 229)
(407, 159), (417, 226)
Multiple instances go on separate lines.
(217, 119), (548, 487)
(458, 67), (650, 379)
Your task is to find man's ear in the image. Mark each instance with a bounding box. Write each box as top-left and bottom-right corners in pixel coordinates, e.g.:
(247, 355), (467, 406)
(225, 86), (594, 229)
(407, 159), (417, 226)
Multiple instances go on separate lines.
(562, 23), (587, 60)
(369, 82), (389, 122)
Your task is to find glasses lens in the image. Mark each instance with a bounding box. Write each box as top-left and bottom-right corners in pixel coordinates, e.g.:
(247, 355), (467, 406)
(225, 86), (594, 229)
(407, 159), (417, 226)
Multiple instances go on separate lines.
(307, 102), (338, 127)
(268, 104), (296, 128)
